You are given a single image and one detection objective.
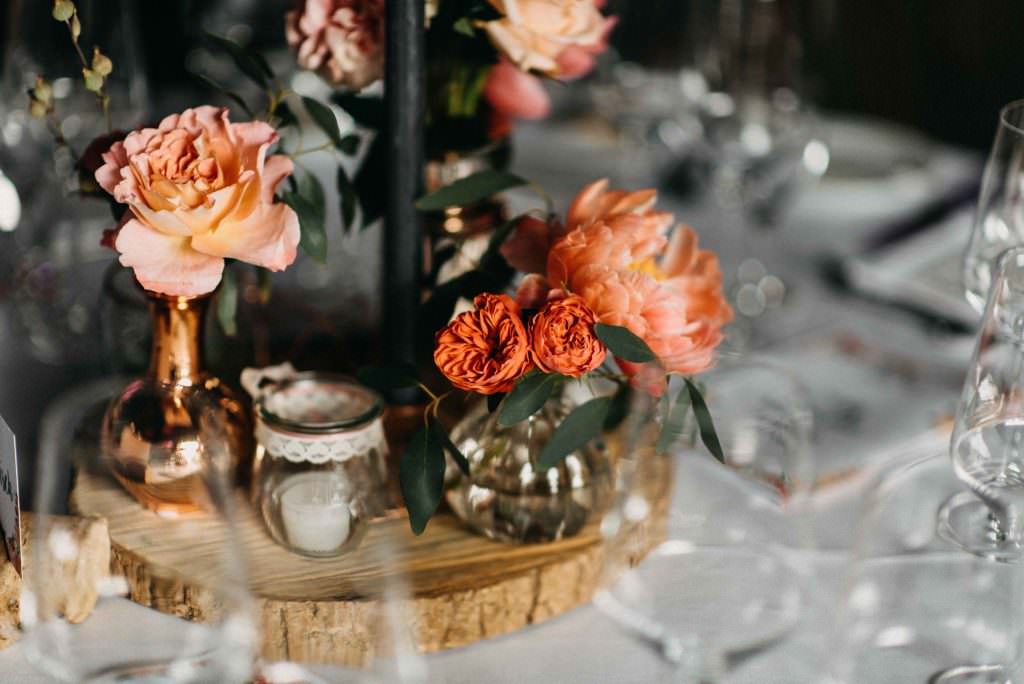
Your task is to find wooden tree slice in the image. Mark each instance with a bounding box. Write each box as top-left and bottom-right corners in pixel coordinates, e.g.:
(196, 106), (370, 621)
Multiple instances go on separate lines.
(70, 454), (669, 667)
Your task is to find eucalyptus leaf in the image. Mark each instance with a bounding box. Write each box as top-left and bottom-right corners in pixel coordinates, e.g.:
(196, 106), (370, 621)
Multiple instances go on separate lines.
(332, 93), (385, 129)
(538, 397), (612, 470)
(337, 167), (358, 232)
(595, 324), (657, 363)
(432, 418), (469, 476)
(191, 73), (253, 118)
(685, 378), (724, 464)
(657, 385), (692, 455)
(205, 33), (271, 88)
(283, 191), (327, 263)
(400, 425), (447, 535)
(216, 267), (238, 338)
(356, 364), (419, 392)
(499, 372), (561, 428)
(415, 170), (527, 211)
(298, 172), (325, 221)
(302, 96), (344, 149)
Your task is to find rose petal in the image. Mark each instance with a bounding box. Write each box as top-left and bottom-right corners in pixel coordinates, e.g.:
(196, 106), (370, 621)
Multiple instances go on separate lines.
(115, 219), (224, 296)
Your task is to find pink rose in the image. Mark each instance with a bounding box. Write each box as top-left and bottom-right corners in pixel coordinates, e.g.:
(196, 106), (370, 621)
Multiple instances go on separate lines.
(482, 0), (613, 78)
(95, 106), (299, 297)
(483, 60), (552, 121)
(286, 0), (385, 90)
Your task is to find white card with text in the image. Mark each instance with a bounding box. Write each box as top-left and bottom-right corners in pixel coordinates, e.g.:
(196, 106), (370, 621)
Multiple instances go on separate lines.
(0, 416), (21, 574)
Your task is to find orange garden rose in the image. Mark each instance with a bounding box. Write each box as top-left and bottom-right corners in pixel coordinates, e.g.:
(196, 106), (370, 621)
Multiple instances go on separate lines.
(529, 295), (605, 377)
(95, 106), (299, 296)
(434, 293), (532, 394)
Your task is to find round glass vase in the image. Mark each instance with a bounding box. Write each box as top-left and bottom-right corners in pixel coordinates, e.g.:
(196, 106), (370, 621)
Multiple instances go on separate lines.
(445, 390), (614, 544)
(250, 373), (390, 558)
(101, 287), (250, 515)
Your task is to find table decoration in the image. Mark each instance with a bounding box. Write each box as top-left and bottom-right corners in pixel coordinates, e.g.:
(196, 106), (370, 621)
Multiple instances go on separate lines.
(242, 365), (390, 558)
(371, 177), (733, 541)
(27, 0), (364, 511)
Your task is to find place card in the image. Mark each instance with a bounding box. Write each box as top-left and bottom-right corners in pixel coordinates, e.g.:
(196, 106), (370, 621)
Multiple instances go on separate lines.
(0, 416), (20, 575)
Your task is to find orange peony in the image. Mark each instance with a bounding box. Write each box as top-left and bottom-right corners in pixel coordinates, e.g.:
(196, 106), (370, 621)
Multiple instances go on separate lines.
(434, 293), (532, 394)
(529, 295), (606, 377)
(544, 180), (733, 388)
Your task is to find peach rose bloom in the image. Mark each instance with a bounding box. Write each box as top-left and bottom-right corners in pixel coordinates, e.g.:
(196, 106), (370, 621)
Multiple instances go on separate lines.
(95, 106), (299, 297)
(286, 0), (385, 90)
(529, 295), (606, 377)
(434, 293), (532, 394)
(482, 0), (612, 77)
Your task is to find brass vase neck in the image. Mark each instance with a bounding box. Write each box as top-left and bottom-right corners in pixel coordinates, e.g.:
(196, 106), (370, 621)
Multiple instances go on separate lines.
(147, 291), (210, 385)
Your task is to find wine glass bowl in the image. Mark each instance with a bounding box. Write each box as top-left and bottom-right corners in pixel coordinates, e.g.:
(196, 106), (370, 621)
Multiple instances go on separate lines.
(942, 246), (1024, 561)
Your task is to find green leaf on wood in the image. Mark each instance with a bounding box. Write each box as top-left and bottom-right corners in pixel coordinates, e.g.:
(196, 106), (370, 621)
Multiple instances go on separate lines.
(400, 425), (447, 535)
(538, 396), (612, 470)
(685, 378), (724, 464)
(205, 33), (272, 89)
(356, 364), (419, 392)
(499, 372), (562, 428)
(282, 190), (327, 263)
(594, 324), (657, 363)
(432, 418), (469, 476)
(302, 96), (345, 149)
(415, 170), (527, 211)
(216, 267), (238, 338)
(337, 167), (358, 232)
(657, 384), (692, 455)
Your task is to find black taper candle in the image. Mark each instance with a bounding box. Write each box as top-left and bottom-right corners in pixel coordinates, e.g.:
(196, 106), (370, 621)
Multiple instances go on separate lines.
(383, 0), (425, 405)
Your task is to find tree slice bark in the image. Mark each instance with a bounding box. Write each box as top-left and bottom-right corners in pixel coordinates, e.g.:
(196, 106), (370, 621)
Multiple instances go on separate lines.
(0, 513), (110, 650)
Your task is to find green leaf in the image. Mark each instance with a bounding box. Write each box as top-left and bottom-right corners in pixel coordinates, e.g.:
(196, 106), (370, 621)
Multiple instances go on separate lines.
(299, 172), (325, 221)
(432, 418), (469, 476)
(356, 364), (419, 392)
(354, 132), (386, 226)
(337, 167), (358, 232)
(331, 93), (385, 129)
(275, 100), (298, 129)
(302, 96), (344, 148)
(478, 218), (518, 273)
(594, 324), (658, 363)
(191, 72), (254, 118)
(282, 191), (327, 263)
(415, 170), (528, 211)
(205, 33), (272, 88)
(499, 372), (562, 428)
(400, 424), (447, 535)
(685, 378), (724, 464)
(603, 383), (632, 431)
(538, 397), (612, 470)
(338, 134), (360, 156)
(216, 267), (238, 338)
(657, 384), (693, 455)
(453, 16), (475, 36)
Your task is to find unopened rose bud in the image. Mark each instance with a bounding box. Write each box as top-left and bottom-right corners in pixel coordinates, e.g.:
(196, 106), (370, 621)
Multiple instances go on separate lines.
(91, 48), (112, 77)
(82, 68), (103, 93)
(52, 0), (74, 22)
(70, 13), (81, 39)
(29, 101), (48, 118)
(32, 77), (53, 104)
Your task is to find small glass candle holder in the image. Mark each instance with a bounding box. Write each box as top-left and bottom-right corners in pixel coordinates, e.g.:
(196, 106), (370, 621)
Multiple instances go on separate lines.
(246, 368), (390, 558)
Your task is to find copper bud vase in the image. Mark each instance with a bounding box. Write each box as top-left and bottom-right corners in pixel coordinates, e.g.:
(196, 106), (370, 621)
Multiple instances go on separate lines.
(101, 288), (249, 514)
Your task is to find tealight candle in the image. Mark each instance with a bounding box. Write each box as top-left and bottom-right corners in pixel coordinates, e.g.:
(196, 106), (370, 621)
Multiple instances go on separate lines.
(280, 472), (352, 554)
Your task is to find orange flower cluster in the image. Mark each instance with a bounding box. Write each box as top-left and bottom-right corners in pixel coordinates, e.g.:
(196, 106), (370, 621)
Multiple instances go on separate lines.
(434, 293), (606, 394)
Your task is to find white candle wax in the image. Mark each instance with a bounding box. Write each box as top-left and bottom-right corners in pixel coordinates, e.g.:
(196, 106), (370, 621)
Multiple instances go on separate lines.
(279, 472), (352, 554)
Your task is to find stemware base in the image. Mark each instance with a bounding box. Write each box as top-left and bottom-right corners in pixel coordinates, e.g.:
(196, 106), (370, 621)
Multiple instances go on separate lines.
(937, 492), (1023, 562)
(928, 664), (1009, 684)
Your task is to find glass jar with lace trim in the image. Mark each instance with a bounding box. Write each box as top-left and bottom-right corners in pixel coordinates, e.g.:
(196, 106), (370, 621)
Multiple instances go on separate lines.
(246, 368), (390, 558)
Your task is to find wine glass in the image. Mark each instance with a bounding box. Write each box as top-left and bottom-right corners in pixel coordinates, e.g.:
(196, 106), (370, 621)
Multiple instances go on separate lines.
(964, 100), (1024, 315)
(939, 246), (1024, 561)
(827, 452), (1024, 684)
(22, 390), (256, 683)
(596, 356), (815, 682)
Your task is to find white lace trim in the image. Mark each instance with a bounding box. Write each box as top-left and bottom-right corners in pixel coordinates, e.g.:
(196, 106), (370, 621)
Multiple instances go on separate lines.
(257, 418), (387, 464)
